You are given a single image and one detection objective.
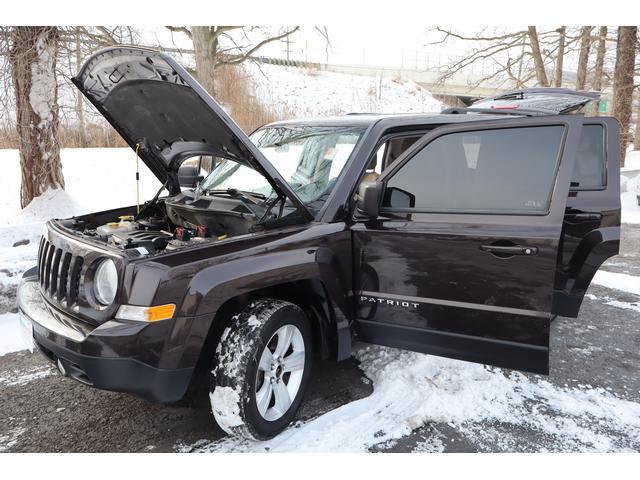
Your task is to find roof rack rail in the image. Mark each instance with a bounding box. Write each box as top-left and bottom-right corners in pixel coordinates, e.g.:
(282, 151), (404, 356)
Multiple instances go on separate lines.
(490, 88), (600, 102)
(440, 107), (549, 117)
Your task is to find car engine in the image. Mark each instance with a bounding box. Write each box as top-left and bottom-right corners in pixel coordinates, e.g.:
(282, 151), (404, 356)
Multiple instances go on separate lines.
(54, 189), (271, 257)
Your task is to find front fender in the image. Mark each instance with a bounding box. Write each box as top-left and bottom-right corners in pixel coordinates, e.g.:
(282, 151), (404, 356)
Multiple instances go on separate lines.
(181, 246), (349, 319)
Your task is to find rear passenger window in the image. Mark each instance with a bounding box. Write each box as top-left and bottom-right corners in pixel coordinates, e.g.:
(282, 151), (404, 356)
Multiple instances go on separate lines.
(382, 126), (565, 214)
(571, 124), (605, 189)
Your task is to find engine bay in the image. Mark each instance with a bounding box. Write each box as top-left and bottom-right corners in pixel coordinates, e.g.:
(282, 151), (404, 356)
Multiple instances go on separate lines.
(55, 189), (280, 257)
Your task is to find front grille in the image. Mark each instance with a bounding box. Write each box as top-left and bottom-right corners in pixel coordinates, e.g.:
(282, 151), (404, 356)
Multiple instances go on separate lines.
(37, 237), (84, 308)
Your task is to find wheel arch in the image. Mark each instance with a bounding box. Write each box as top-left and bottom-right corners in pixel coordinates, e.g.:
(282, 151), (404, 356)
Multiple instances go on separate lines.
(193, 277), (350, 373)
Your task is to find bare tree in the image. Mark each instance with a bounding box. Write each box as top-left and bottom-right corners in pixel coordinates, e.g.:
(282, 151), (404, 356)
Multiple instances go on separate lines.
(554, 26), (566, 87)
(57, 26), (139, 146)
(528, 26), (549, 86)
(612, 26), (637, 166)
(74, 31), (87, 147)
(8, 26), (64, 208)
(634, 96), (640, 151)
(576, 26), (593, 90)
(592, 26), (608, 115)
(430, 27), (586, 89)
(165, 26), (300, 96)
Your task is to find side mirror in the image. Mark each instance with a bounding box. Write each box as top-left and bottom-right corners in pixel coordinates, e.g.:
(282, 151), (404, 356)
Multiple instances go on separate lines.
(357, 182), (381, 218)
(178, 164), (204, 188)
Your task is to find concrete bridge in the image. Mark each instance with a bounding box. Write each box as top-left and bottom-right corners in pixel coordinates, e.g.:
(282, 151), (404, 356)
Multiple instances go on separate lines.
(249, 55), (515, 106)
(320, 62), (511, 106)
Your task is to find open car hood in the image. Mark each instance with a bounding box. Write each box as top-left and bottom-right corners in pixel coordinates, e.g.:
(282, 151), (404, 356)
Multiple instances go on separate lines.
(72, 46), (312, 220)
(472, 88), (601, 115)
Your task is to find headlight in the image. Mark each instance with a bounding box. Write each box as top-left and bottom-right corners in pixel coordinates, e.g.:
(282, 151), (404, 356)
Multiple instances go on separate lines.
(93, 259), (118, 305)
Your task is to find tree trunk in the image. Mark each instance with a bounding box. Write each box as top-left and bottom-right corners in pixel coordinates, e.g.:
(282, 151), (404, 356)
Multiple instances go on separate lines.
(634, 98), (640, 151)
(612, 26), (637, 166)
(75, 32), (87, 147)
(576, 26), (593, 90)
(554, 26), (566, 87)
(592, 26), (608, 116)
(192, 26), (217, 96)
(527, 26), (549, 87)
(9, 26), (64, 208)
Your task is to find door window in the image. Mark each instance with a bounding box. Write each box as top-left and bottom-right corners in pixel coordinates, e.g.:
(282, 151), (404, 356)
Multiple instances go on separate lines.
(382, 126), (565, 214)
(571, 124), (605, 189)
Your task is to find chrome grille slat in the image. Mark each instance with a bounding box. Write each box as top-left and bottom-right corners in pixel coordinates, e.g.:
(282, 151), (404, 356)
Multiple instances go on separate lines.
(68, 256), (84, 306)
(57, 252), (72, 302)
(43, 243), (55, 291)
(50, 248), (62, 296)
(36, 237), (45, 280)
(39, 241), (49, 285)
(36, 235), (85, 309)
(38, 240), (46, 283)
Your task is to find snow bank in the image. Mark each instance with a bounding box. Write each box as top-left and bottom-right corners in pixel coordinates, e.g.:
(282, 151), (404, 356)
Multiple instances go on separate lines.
(180, 345), (640, 453)
(4, 188), (83, 226)
(244, 62), (444, 117)
(0, 148), (160, 224)
(0, 148), (160, 288)
(0, 313), (33, 356)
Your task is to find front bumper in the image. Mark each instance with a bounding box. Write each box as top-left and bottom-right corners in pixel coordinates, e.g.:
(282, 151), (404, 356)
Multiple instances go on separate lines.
(17, 278), (194, 403)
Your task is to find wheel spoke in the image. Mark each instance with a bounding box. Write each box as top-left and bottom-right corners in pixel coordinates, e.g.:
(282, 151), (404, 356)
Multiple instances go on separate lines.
(256, 380), (273, 417)
(282, 351), (305, 373)
(258, 347), (275, 372)
(274, 325), (294, 357)
(273, 380), (292, 414)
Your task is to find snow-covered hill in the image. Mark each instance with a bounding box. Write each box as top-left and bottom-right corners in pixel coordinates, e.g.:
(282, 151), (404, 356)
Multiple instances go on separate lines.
(244, 62), (445, 117)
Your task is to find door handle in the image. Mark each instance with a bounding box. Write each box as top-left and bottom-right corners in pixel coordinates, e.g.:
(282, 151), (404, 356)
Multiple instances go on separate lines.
(480, 244), (538, 257)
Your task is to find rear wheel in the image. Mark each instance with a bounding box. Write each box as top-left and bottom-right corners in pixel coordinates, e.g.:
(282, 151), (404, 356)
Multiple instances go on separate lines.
(210, 299), (312, 440)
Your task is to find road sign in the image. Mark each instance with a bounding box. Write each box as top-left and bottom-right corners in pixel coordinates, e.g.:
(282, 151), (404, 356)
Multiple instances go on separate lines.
(598, 100), (607, 113)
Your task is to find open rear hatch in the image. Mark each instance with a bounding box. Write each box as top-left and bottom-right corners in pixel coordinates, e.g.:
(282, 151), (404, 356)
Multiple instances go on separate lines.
(72, 46), (312, 221)
(472, 88), (601, 115)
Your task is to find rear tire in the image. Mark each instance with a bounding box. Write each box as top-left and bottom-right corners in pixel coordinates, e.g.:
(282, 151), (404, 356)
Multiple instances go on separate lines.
(210, 299), (313, 440)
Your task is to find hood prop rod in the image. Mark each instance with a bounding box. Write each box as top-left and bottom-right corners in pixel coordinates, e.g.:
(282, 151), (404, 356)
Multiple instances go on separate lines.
(134, 143), (141, 215)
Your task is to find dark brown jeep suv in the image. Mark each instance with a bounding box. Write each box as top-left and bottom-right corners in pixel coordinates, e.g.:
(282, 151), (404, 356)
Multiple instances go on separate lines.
(18, 47), (621, 440)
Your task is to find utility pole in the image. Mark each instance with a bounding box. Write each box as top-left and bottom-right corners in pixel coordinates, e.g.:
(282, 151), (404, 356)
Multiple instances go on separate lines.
(282, 34), (292, 61)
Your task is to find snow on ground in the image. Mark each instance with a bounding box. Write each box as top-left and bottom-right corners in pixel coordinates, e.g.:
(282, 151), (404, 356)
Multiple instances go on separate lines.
(603, 299), (640, 313)
(592, 271), (640, 297)
(0, 363), (53, 387)
(180, 344), (640, 453)
(622, 150), (640, 173)
(0, 148), (160, 289)
(244, 62), (444, 117)
(620, 151), (640, 224)
(621, 191), (640, 224)
(0, 148), (160, 222)
(0, 313), (33, 356)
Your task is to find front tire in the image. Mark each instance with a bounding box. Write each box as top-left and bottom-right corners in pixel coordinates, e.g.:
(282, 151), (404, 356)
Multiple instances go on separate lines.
(210, 299), (313, 440)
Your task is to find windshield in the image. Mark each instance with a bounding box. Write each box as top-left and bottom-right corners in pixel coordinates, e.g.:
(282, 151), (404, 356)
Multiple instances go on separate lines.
(197, 125), (364, 213)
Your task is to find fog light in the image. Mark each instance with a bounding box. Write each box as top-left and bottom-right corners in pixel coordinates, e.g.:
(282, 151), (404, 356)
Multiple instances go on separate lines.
(115, 304), (176, 322)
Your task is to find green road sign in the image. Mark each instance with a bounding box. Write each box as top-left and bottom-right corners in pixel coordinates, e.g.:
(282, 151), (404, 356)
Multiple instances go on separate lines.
(598, 100), (607, 113)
